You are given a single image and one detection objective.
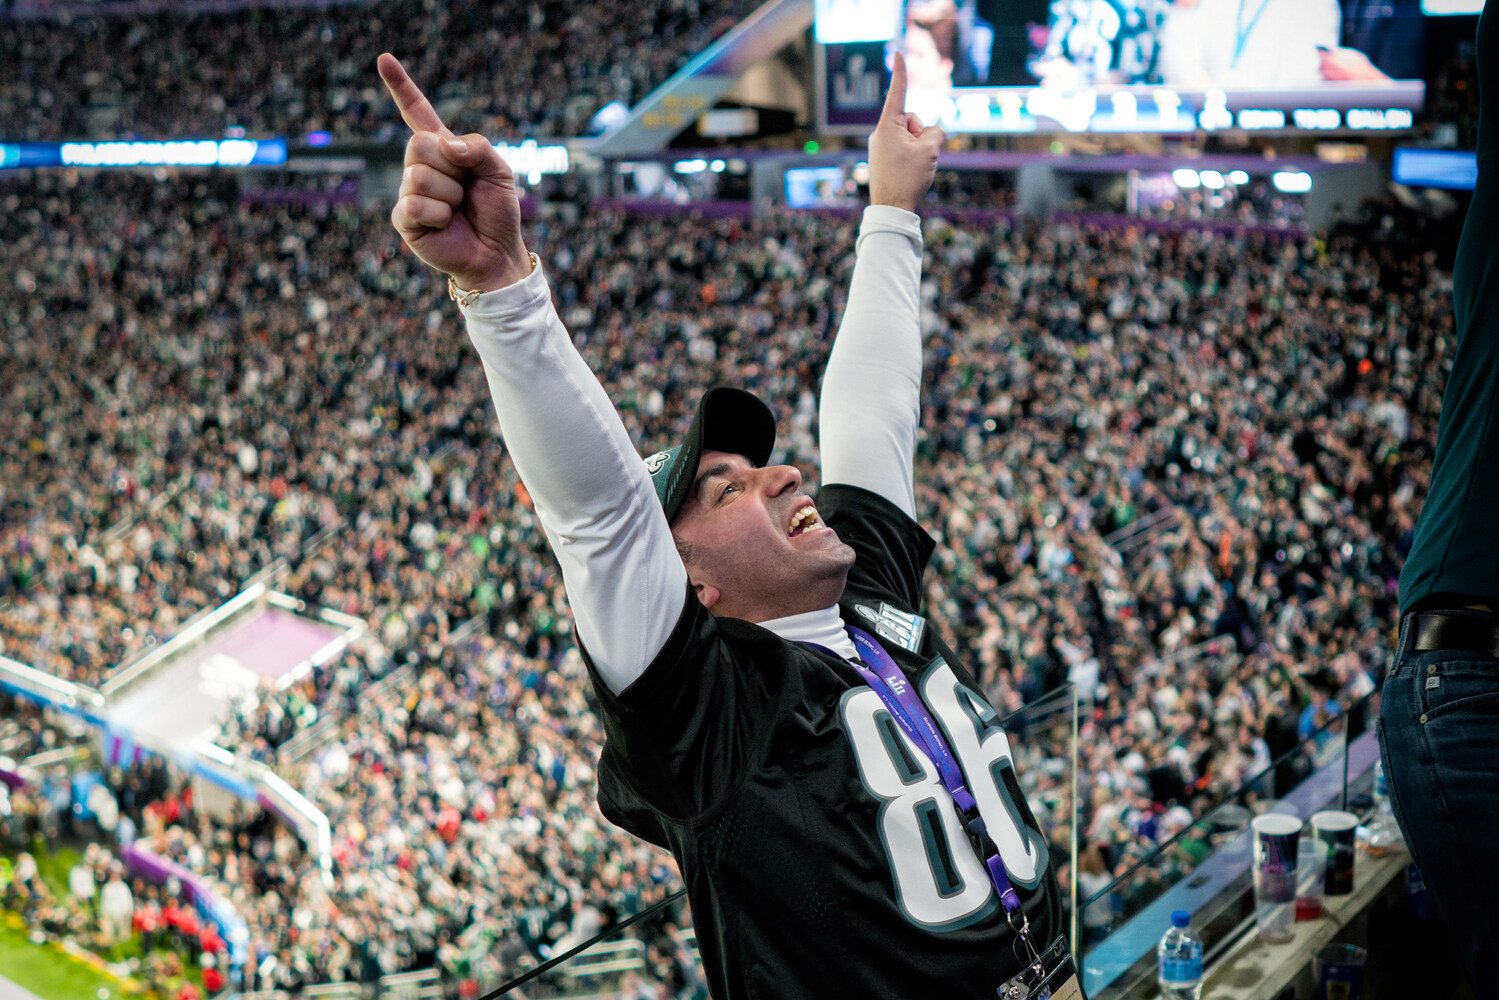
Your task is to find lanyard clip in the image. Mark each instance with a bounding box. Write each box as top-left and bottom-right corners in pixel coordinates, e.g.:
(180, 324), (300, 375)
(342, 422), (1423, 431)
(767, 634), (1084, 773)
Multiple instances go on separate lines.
(1007, 914), (1045, 986)
(954, 789), (993, 855)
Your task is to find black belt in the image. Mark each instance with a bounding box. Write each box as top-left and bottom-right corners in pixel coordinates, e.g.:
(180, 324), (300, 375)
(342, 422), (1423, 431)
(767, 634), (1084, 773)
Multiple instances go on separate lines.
(1401, 609), (1499, 658)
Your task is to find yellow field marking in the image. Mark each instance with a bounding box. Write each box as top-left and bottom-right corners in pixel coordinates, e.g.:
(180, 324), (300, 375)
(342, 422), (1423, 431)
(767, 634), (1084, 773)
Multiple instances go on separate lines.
(2, 909), (153, 996)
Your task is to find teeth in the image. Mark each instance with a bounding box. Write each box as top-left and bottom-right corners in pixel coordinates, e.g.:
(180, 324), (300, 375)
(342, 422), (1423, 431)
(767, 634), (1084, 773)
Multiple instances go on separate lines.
(788, 506), (818, 535)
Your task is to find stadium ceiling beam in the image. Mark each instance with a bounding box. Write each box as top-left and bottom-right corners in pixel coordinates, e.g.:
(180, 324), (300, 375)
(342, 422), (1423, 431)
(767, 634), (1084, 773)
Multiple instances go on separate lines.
(586, 0), (813, 158)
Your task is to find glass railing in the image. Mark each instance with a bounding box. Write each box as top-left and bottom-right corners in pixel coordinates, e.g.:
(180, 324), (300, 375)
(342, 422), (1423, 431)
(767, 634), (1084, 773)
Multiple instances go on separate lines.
(1078, 691), (1380, 1000)
(1005, 682), (1084, 956)
(479, 684), (1082, 998)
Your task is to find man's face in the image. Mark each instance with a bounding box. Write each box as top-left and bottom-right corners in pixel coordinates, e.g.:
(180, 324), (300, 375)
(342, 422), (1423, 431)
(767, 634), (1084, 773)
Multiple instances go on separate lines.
(670, 450), (856, 621)
(903, 25), (954, 91)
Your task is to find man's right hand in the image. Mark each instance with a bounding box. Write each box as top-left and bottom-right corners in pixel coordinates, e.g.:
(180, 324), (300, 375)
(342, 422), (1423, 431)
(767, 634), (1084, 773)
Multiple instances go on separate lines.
(377, 53), (532, 293)
(868, 53), (945, 213)
(1316, 46), (1389, 83)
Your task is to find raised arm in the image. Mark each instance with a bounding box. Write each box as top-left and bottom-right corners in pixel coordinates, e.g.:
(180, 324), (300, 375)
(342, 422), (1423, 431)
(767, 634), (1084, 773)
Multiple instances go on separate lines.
(379, 55), (685, 694)
(819, 54), (944, 518)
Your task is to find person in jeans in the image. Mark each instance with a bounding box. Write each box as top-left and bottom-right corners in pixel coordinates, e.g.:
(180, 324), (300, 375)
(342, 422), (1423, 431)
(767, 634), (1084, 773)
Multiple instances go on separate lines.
(1382, 9), (1499, 998)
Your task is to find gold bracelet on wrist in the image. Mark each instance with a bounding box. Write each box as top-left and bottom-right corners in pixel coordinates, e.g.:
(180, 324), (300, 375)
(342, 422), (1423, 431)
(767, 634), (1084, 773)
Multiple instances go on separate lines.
(447, 276), (482, 308)
(447, 253), (539, 308)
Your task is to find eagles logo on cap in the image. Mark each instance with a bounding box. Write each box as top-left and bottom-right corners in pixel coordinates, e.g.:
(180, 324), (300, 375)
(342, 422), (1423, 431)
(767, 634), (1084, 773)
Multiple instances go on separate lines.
(641, 388), (777, 524)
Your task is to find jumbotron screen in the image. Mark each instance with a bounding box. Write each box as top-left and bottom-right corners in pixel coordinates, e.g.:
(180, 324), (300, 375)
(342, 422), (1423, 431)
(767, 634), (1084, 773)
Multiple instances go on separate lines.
(816, 0), (1426, 133)
(1422, 0), (1483, 14)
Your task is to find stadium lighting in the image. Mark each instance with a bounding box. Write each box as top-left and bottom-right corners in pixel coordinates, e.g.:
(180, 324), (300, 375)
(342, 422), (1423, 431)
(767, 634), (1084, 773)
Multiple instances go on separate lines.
(709, 159), (726, 173)
(1172, 169), (1201, 189)
(1228, 170), (1250, 186)
(493, 140), (570, 179)
(46, 139), (284, 168)
(1272, 170), (1313, 194)
(673, 159), (709, 174)
(1198, 91), (1233, 131)
(1199, 170), (1225, 190)
(1237, 109), (1287, 130)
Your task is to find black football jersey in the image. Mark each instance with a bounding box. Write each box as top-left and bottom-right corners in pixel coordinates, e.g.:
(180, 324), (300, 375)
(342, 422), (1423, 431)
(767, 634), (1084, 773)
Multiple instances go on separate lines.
(587, 485), (1063, 999)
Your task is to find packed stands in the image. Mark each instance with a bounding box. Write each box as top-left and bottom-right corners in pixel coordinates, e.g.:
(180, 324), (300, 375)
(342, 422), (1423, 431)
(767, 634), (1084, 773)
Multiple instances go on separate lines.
(1, 0), (1486, 987)
(1, 156), (1450, 989)
(1, 0), (758, 142)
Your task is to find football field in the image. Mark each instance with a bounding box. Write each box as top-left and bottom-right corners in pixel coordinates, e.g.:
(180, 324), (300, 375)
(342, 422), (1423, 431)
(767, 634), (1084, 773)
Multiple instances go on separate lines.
(0, 975), (43, 1000)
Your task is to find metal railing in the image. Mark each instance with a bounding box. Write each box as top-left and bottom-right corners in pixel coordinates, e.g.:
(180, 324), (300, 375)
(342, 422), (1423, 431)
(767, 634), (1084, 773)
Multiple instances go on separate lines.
(561, 939), (645, 982)
(1138, 633), (1244, 680)
(300, 984), (362, 1000)
(1103, 505), (1182, 553)
(19, 744), (92, 770)
(98, 470), (194, 545)
(278, 611), (478, 765)
(278, 661), (411, 764)
(377, 969), (442, 999)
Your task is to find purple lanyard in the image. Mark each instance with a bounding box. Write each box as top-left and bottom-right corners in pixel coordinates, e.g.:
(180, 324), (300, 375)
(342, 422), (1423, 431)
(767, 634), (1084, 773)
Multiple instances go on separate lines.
(844, 626), (1025, 920)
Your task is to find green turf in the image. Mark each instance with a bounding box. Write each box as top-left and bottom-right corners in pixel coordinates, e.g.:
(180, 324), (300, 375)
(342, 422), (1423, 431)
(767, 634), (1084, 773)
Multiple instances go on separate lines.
(1, 841), (204, 997)
(28, 843), (82, 902)
(0, 916), (123, 1000)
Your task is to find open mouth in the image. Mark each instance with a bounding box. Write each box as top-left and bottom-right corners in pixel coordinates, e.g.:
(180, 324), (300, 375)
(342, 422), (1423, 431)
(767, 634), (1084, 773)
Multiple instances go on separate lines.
(787, 504), (822, 537)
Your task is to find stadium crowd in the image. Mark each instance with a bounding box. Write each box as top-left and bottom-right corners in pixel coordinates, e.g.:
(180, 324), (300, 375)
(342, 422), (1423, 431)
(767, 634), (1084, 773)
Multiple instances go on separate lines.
(1, 164), (1455, 991)
(244, 635), (693, 993)
(0, 692), (77, 763)
(2, 0), (754, 142)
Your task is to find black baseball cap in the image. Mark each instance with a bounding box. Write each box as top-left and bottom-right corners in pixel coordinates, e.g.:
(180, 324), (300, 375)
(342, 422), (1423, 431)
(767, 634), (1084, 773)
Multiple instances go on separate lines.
(645, 387), (776, 524)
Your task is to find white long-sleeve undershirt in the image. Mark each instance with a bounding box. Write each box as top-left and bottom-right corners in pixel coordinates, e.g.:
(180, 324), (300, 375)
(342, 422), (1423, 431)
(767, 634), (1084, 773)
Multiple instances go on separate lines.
(820, 205), (924, 519)
(460, 205), (924, 693)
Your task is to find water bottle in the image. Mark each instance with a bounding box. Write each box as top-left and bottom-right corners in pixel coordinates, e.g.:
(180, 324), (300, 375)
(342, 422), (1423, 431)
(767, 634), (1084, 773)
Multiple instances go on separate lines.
(1157, 910), (1204, 1000)
(1407, 863), (1435, 922)
(1365, 761), (1406, 857)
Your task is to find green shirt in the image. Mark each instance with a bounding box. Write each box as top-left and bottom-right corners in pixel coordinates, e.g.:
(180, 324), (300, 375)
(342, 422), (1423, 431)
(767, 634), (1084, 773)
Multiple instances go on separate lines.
(1400, 11), (1498, 612)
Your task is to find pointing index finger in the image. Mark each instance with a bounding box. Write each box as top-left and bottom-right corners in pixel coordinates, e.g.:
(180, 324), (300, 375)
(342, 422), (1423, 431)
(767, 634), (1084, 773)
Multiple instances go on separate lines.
(880, 51), (908, 123)
(378, 53), (453, 136)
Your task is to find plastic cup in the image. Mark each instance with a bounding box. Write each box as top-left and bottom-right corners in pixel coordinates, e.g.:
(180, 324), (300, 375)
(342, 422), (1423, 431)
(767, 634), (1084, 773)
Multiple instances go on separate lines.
(1206, 803), (1251, 849)
(1314, 942), (1367, 1000)
(1295, 834), (1326, 921)
(1252, 813), (1302, 942)
(1312, 810), (1359, 896)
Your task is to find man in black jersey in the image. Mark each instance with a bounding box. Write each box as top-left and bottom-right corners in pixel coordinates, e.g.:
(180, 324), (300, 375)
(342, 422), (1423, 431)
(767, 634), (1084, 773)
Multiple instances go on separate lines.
(1382, 9), (1499, 999)
(381, 50), (1065, 999)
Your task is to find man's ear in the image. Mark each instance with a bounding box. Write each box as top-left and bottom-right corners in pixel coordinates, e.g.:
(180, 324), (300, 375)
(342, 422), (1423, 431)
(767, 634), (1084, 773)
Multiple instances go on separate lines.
(674, 531), (718, 608)
(693, 581), (721, 610)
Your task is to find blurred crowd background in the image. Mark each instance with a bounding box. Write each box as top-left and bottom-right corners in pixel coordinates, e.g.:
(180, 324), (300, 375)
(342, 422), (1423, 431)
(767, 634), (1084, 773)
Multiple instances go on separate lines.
(3, 0), (756, 141)
(1, 168), (1454, 995)
(0, 0), (1484, 996)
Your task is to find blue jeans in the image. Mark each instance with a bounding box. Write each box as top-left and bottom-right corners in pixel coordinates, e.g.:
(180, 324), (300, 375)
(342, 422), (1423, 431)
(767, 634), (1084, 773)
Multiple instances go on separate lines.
(1379, 615), (1499, 1000)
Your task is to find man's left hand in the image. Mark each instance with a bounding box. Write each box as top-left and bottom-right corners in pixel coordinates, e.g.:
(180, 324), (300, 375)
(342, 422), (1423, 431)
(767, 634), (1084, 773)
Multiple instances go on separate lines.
(869, 53), (945, 213)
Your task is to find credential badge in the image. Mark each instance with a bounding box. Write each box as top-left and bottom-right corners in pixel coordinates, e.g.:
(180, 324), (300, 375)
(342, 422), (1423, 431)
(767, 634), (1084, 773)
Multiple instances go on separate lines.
(854, 602), (926, 654)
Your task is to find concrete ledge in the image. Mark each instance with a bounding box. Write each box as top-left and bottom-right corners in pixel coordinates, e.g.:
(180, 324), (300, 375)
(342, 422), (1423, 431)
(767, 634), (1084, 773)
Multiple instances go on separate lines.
(1195, 847), (1412, 1000)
